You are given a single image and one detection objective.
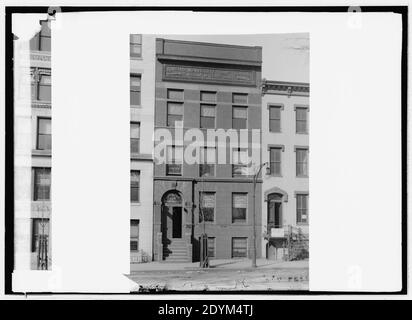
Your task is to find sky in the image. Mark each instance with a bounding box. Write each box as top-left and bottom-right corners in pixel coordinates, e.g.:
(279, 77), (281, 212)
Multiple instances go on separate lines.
(159, 33), (309, 83)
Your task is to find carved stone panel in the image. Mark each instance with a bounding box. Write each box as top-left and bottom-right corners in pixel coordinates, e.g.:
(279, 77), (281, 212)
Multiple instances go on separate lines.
(163, 64), (256, 86)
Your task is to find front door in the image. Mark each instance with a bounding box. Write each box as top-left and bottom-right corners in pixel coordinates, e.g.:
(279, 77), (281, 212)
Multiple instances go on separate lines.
(172, 207), (182, 238)
(268, 200), (282, 228)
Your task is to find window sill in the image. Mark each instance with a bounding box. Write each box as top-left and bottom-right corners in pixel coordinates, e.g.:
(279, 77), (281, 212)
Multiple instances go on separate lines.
(296, 175), (309, 178)
(130, 104), (142, 108)
(296, 132), (308, 135)
(297, 222), (309, 226)
(131, 202), (141, 206)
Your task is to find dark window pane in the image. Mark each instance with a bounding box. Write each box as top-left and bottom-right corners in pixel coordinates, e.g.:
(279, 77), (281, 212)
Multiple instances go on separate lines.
(270, 119), (281, 132)
(167, 89), (183, 100)
(167, 115), (183, 127)
(199, 164), (215, 177)
(38, 134), (51, 150)
(296, 120), (307, 133)
(130, 91), (141, 106)
(130, 240), (138, 251)
(232, 208), (246, 222)
(130, 138), (140, 154)
(40, 36), (51, 51)
(269, 107), (281, 119)
(33, 168), (51, 201)
(131, 172), (140, 202)
(232, 93), (248, 104)
(200, 116), (215, 129)
(232, 118), (247, 129)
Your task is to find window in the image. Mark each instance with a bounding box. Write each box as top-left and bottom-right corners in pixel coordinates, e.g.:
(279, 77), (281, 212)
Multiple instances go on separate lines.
(130, 220), (139, 251)
(167, 89), (184, 100)
(296, 106), (308, 133)
(200, 105), (216, 129)
(232, 107), (248, 129)
(199, 192), (215, 223)
(130, 34), (142, 58)
(130, 75), (141, 106)
(130, 171), (140, 203)
(166, 145), (183, 176)
(201, 91), (216, 102)
(296, 148), (309, 177)
(130, 122), (140, 154)
(167, 103), (183, 127)
(207, 237), (215, 258)
(269, 147), (282, 176)
(296, 194), (309, 224)
(39, 21), (51, 51)
(232, 237), (247, 258)
(199, 146), (216, 177)
(31, 218), (49, 253)
(37, 74), (51, 101)
(232, 93), (248, 104)
(33, 168), (51, 201)
(269, 105), (282, 132)
(232, 148), (249, 177)
(37, 118), (51, 150)
(232, 193), (247, 223)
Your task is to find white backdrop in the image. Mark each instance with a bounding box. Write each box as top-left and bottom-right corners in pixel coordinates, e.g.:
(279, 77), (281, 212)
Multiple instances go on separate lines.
(10, 10), (403, 293)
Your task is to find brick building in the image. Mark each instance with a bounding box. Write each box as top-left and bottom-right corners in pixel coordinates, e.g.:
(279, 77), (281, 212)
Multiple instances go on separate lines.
(152, 39), (263, 262)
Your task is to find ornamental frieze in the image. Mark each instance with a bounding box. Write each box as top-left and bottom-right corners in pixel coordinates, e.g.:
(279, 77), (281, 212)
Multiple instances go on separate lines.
(163, 64), (256, 86)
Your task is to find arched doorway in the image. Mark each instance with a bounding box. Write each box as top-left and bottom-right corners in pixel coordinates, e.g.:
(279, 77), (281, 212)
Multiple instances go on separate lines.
(161, 191), (183, 241)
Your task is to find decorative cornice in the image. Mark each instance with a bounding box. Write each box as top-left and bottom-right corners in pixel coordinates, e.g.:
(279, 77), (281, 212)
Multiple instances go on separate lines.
(262, 79), (309, 97)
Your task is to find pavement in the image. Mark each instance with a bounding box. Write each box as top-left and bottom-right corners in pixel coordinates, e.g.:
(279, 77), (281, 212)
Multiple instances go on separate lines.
(130, 258), (308, 272)
(127, 259), (308, 292)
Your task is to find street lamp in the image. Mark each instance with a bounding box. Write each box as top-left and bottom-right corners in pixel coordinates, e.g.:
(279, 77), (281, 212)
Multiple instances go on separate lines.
(252, 162), (269, 268)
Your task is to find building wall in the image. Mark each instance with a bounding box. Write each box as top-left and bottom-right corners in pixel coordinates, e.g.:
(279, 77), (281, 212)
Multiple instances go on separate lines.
(261, 84), (309, 259)
(153, 38), (262, 261)
(130, 35), (156, 261)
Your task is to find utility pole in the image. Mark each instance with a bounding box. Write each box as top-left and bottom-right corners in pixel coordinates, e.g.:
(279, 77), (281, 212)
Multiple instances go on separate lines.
(252, 162), (268, 268)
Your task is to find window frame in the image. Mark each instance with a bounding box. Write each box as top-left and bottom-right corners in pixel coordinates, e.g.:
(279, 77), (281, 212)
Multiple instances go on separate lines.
(130, 219), (140, 252)
(130, 122), (140, 154)
(166, 89), (184, 127)
(232, 192), (248, 223)
(295, 193), (309, 225)
(33, 167), (51, 201)
(268, 145), (284, 176)
(130, 74), (141, 107)
(130, 170), (140, 203)
(268, 104), (283, 133)
(199, 146), (216, 177)
(295, 105), (309, 134)
(232, 148), (249, 177)
(232, 106), (248, 130)
(31, 218), (50, 253)
(207, 237), (216, 258)
(199, 192), (216, 223)
(36, 117), (51, 151)
(130, 34), (142, 58)
(295, 146), (309, 177)
(231, 237), (248, 258)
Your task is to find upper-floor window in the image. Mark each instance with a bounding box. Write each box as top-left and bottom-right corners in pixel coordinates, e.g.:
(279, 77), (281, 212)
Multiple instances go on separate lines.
(166, 145), (183, 176)
(200, 105), (216, 129)
(232, 106), (248, 129)
(199, 146), (216, 177)
(130, 219), (140, 251)
(30, 21), (51, 52)
(37, 118), (51, 151)
(199, 192), (215, 223)
(269, 147), (282, 176)
(167, 102), (183, 127)
(296, 106), (309, 134)
(130, 122), (140, 154)
(33, 167), (51, 201)
(296, 147), (309, 177)
(130, 171), (140, 203)
(269, 105), (282, 132)
(200, 91), (216, 102)
(31, 218), (49, 253)
(130, 75), (141, 106)
(296, 193), (309, 224)
(130, 34), (142, 58)
(31, 70), (51, 102)
(232, 148), (249, 177)
(232, 93), (248, 104)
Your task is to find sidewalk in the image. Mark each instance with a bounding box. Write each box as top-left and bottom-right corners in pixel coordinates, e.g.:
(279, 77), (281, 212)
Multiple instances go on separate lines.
(130, 258), (308, 273)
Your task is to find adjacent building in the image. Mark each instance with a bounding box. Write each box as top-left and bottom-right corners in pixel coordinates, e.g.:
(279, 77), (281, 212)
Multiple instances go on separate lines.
(261, 80), (309, 260)
(152, 39), (263, 262)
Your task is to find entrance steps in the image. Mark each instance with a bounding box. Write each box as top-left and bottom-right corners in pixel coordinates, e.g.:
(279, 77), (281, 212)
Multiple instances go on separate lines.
(163, 239), (189, 262)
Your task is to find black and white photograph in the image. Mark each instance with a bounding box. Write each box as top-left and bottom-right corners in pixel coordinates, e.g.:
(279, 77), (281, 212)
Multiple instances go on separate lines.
(2, 3), (406, 304)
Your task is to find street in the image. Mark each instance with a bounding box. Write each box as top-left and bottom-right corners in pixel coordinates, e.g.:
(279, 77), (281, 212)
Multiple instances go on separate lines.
(127, 259), (308, 292)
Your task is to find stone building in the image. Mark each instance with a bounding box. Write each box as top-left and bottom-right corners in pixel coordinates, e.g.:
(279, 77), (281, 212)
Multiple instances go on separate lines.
(261, 80), (309, 260)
